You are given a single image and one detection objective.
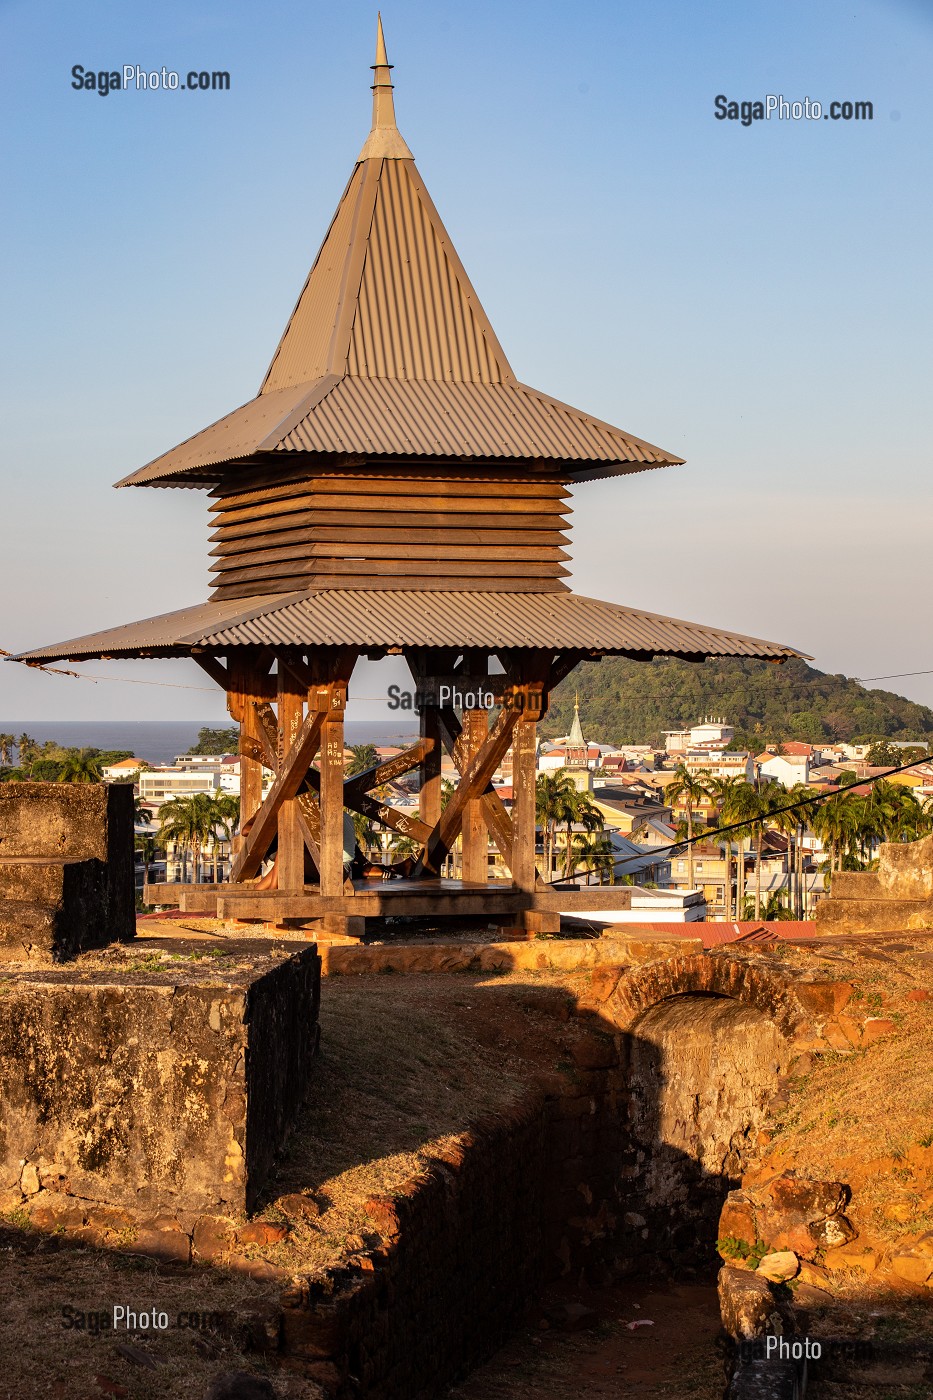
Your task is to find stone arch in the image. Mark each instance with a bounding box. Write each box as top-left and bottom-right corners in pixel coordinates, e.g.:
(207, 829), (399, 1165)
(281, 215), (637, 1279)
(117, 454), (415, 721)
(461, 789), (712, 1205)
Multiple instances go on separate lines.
(605, 953), (811, 1041)
(603, 956), (810, 1275)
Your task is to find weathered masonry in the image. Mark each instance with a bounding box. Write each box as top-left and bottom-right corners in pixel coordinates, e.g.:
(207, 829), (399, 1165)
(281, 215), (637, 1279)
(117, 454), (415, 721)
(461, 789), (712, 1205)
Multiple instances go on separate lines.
(16, 21), (800, 938)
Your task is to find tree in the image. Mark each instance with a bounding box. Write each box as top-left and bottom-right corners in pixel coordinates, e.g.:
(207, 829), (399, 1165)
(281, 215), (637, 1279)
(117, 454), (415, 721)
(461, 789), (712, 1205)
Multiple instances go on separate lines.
(17, 733), (38, 769)
(58, 748), (103, 783)
(187, 727), (239, 756)
(212, 791), (241, 844)
(665, 765), (714, 895)
(134, 795), (153, 826)
(706, 775), (743, 920)
(560, 789), (603, 880)
(345, 743), (379, 776)
(535, 770), (578, 882)
(158, 793), (219, 884)
(0, 734), (14, 766)
(568, 830), (615, 885)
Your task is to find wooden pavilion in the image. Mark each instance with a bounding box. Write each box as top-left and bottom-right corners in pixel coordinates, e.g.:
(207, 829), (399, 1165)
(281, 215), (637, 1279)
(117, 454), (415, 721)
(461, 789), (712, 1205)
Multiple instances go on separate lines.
(18, 22), (798, 939)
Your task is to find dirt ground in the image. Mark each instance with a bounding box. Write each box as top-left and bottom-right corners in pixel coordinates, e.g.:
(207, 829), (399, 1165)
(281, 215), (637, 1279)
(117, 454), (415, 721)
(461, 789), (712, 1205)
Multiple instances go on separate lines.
(446, 1281), (725, 1400)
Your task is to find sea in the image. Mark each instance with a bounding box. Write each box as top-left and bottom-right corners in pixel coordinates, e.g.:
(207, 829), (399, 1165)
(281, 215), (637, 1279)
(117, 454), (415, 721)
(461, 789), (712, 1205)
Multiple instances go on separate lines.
(0, 720), (419, 768)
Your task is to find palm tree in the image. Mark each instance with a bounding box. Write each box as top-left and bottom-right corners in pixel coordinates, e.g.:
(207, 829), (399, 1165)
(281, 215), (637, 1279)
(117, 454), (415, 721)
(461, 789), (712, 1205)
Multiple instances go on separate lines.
(560, 789), (604, 880)
(665, 765), (714, 895)
(568, 830), (616, 885)
(768, 784), (816, 920)
(212, 791), (241, 842)
(812, 789), (862, 878)
(0, 734), (14, 766)
(345, 743), (378, 777)
(535, 770), (578, 882)
(17, 733), (38, 770)
(134, 795), (153, 826)
(158, 793), (218, 884)
(707, 775), (743, 920)
(58, 748), (102, 783)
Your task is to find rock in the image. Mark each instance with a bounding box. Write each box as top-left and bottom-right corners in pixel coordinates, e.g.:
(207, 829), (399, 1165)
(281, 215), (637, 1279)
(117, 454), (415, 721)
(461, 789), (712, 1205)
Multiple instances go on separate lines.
(793, 1282), (834, 1307)
(797, 1260), (832, 1288)
(764, 1173), (846, 1217)
(883, 1201), (914, 1223)
(20, 1164), (40, 1196)
(809, 1215), (857, 1249)
(891, 1253), (933, 1285)
(907, 1144), (933, 1172)
(906, 989), (931, 1002)
(277, 1194), (321, 1223)
(822, 1023), (856, 1053)
(204, 1373), (277, 1400)
(623, 1212), (646, 1228)
(823, 1243), (879, 1274)
(795, 980), (854, 1015)
(236, 1221), (289, 1246)
(765, 1220), (819, 1259)
(193, 1215), (236, 1261)
(756, 1251), (799, 1283)
(719, 1193), (756, 1249)
(861, 1017), (896, 1044)
(836, 1014), (864, 1047)
(125, 1227), (191, 1264)
(718, 1265), (781, 1341)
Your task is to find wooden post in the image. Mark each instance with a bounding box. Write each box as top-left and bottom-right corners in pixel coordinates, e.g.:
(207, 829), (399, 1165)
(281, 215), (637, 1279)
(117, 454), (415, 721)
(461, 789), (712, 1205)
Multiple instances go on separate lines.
(420, 703), (441, 835)
(277, 657), (306, 892)
(318, 700), (347, 899)
(511, 712), (538, 892)
(460, 708), (488, 884)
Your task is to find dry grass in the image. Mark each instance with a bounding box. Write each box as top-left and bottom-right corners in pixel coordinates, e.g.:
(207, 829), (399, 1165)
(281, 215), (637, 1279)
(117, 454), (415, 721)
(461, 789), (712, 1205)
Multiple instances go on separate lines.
(0, 971), (564, 1398)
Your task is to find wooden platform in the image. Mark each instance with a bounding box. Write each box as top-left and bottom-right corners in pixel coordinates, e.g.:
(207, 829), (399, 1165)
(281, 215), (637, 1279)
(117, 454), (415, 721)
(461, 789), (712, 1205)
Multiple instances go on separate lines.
(144, 879), (632, 921)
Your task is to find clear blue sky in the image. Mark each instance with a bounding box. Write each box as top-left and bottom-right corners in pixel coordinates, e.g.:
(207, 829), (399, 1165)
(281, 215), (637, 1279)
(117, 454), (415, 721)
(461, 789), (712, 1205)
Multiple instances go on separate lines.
(1, 0), (931, 722)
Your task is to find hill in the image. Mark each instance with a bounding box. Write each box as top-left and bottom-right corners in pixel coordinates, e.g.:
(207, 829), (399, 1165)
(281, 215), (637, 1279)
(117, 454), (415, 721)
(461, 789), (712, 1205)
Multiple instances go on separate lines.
(546, 657), (933, 751)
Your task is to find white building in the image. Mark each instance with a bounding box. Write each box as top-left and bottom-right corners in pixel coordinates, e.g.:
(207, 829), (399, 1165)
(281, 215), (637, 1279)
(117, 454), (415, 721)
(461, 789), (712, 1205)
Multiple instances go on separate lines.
(138, 768), (222, 803)
(758, 753), (810, 788)
(665, 717), (734, 754)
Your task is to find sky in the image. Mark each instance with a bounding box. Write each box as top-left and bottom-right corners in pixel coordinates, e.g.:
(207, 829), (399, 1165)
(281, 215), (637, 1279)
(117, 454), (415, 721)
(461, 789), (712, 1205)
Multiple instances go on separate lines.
(1, 0), (931, 723)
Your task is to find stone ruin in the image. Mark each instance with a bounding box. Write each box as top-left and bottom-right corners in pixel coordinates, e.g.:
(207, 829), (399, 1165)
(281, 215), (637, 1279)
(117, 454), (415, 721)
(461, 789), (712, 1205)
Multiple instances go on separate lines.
(0, 782), (135, 960)
(0, 783), (320, 1234)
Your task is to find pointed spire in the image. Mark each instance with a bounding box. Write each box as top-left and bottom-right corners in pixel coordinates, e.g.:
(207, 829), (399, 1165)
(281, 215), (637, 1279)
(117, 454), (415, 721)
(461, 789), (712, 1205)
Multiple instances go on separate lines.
(358, 14), (414, 161)
(568, 693), (586, 749)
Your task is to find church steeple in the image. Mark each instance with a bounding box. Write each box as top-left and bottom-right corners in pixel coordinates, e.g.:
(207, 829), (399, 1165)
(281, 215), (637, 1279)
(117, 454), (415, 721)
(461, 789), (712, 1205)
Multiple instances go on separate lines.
(567, 693), (586, 749)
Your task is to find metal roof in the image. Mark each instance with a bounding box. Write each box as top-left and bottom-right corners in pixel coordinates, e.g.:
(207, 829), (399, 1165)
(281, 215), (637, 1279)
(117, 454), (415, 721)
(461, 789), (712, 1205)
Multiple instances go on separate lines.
(13, 590), (802, 664)
(116, 24), (684, 489)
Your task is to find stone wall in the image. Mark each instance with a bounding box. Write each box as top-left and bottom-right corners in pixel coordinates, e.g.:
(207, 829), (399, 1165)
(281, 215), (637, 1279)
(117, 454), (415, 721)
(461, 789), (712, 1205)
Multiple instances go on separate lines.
(0, 783), (135, 959)
(0, 948), (320, 1216)
(816, 833), (933, 930)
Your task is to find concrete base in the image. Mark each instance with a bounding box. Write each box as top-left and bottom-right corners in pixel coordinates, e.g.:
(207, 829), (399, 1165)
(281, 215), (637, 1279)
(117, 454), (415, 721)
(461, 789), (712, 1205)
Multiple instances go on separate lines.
(0, 947), (320, 1214)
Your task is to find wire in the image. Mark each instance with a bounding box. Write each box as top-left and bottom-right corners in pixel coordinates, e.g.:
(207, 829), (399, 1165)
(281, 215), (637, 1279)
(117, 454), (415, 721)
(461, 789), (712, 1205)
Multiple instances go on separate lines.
(552, 748), (933, 883)
(855, 670), (933, 683)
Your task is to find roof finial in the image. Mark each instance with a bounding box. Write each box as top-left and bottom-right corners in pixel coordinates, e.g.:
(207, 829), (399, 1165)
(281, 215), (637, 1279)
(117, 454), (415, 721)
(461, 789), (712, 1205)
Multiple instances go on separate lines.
(358, 14), (414, 161)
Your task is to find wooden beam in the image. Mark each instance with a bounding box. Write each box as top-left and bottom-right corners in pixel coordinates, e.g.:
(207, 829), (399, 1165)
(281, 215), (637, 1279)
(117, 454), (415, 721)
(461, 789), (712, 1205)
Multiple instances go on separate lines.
(191, 652), (229, 692)
(319, 713), (346, 898)
(229, 709), (325, 881)
(423, 705), (521, 873)
(511, 715), (539, 892)
(276, 659), (306, 893)
(419, 705), (441, 834)
(344, 789), (433, 845)
(461, 709), (489, 884)
(341, 739), (430, 802)
(435, 706), (513, 869)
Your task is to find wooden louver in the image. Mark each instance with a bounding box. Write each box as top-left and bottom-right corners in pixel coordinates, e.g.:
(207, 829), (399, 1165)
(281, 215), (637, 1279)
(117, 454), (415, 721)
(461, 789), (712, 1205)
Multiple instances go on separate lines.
(208, 473), (572, 598)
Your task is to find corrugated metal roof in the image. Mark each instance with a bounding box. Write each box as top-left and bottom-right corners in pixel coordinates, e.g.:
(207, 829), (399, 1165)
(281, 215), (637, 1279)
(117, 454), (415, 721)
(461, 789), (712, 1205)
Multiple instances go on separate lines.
(118, 377), (682, 487)
(14, 590), (801, 663)
(276, 377), (679, 465)
(115, 26), (684, 490)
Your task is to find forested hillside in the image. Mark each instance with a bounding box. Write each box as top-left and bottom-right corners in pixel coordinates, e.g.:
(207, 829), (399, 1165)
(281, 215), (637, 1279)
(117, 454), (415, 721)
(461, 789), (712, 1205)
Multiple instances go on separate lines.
(546, 657), (933, 750)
